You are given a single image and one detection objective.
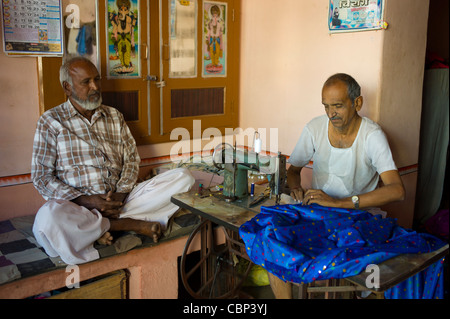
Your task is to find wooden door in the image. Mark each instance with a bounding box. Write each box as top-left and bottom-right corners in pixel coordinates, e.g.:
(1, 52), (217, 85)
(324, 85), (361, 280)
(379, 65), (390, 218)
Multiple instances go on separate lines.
(160, 0), (240, 136)
(98, 0), (157, 144)
(39, 0), (240, 145)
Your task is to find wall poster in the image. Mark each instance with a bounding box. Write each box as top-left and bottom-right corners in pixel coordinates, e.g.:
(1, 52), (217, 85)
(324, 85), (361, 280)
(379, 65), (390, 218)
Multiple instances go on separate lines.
(1, 0), (64, 56)
(106, 0), (140, 78)
(328, 0), (384, 33)
(169, 0), (197, 78)
(202, 1), (227, 78)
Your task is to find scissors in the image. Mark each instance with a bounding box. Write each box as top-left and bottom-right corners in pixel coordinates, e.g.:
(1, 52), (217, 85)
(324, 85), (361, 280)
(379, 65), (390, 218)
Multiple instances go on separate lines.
(249, 187), (271, 207)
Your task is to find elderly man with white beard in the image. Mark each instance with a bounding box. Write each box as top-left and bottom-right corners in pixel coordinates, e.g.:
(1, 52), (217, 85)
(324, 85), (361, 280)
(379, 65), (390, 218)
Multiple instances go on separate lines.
(31, 56), (194, 264)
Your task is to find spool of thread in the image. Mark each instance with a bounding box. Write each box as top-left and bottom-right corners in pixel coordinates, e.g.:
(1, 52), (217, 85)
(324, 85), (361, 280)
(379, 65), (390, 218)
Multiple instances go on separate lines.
(254, 138), (262, 154)
(250, 183), (255, 196)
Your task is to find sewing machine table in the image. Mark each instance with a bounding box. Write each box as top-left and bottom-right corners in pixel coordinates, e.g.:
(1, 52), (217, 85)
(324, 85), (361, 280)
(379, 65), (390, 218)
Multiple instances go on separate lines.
(171, 190), (449, 299)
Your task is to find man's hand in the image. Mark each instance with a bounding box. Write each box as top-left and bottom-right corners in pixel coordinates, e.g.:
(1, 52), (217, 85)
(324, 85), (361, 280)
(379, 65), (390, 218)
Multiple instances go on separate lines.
(303, 189), (339, 207)
(290, 187), (305, 203)
(72, 191), (129, 219)
(103, 191), (128, 204)
(287, 165), (305, 203)
(300, 170), (405, 209)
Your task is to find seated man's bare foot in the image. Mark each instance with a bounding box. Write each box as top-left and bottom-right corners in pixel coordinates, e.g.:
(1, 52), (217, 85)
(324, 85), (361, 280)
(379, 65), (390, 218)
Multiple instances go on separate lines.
(109, 218), (162, 243)
(140, 222), (162, 243)
(97, 231), (113, 245)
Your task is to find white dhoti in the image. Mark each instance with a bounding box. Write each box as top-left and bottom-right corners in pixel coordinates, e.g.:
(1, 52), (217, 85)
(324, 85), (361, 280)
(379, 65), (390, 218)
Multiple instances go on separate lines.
(32, 168), (195, 264)
(32, 200), (110, 265)
(120, 167), (195, 228)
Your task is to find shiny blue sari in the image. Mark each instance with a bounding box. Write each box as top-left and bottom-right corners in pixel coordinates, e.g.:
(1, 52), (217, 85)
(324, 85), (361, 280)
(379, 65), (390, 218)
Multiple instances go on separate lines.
(239, 204), (446, 299)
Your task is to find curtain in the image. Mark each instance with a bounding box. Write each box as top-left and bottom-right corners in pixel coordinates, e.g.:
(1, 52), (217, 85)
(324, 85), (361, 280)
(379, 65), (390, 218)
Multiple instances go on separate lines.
(415, 69), (449, 224)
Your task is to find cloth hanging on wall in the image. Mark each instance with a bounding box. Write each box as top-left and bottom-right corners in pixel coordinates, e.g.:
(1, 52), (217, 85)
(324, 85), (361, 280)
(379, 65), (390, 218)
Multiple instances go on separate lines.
(239, 204), (446, 299)
(415, 69), (449, 224)
(76, 24), (94, 56)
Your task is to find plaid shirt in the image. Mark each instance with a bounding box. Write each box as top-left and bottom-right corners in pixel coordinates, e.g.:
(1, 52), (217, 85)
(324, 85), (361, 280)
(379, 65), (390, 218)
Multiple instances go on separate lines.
(31, 101), (140, 201)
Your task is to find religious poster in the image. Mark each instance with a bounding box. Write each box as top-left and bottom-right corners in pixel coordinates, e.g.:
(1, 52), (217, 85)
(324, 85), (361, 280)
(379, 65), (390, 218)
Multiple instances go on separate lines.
(106, 0), (140, 78)
(328, 0), (384, 33)
(1, 0), (64, 56)
(202, 1), (227, 78)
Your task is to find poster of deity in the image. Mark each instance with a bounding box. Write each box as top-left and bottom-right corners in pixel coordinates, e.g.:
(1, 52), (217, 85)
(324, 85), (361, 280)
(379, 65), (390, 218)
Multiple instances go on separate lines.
(203, 1), (227, 78)
(106, 0), (140, 78)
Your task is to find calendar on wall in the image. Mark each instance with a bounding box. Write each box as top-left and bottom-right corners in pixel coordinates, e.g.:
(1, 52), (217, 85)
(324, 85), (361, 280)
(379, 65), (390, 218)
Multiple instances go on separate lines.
(1, 0), (64, 56)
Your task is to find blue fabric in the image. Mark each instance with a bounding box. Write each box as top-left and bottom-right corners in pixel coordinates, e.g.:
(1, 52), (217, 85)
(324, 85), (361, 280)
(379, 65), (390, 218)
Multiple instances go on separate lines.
(384, 257), (445, 299)
(76, 26), (87, 55)
(239, 204), (447, 299)
(76, 25), (93, 56)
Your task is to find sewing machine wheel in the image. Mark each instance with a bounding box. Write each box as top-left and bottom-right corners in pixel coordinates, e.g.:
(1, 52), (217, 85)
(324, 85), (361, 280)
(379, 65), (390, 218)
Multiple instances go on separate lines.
(179, 220), (253, 299)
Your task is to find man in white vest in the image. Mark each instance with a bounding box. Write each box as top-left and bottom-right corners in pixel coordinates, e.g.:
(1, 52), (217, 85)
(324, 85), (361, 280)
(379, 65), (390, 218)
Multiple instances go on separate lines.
(270, 73), (405, 298)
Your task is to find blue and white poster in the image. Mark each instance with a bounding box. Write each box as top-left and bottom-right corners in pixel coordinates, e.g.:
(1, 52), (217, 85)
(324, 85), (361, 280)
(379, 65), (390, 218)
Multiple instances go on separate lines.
(328, 0), (385, 33)
(1, 0), (64, 56)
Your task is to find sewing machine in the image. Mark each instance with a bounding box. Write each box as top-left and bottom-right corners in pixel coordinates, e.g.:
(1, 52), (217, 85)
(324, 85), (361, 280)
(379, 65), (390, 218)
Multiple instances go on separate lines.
(212, 143), (287, 204)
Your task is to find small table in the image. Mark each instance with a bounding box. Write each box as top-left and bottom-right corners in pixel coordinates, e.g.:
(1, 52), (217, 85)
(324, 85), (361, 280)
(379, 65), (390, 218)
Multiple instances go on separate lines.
(172, 188), (274, 233)
(345, 243), (448, 298)
(172, 189), (449, 299)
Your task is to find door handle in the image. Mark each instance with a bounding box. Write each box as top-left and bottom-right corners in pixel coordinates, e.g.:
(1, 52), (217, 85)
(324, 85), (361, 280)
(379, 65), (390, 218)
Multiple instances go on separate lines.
(156, 81), (166, 88)
(141, 44), (148, 60)
(145, 75), (158, 81)
(145, 75), (165, 88)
